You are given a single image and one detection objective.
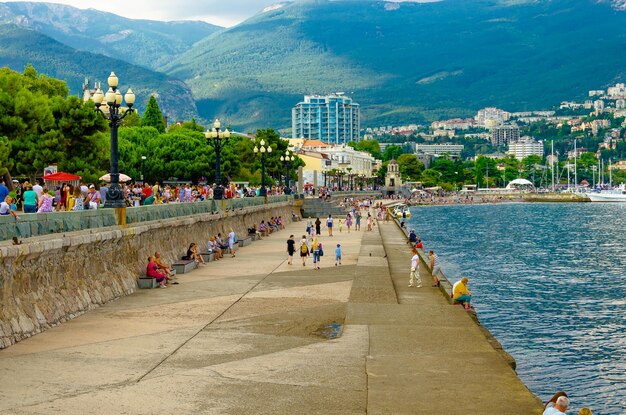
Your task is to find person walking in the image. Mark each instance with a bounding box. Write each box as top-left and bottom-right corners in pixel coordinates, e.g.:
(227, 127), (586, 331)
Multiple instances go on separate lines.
(409, 248), (421, 287)
(355, 211), (361, 231)
(286, 234), (295, 265)
(312, 236), (322, 270)
(228, 228), (236, 258)
(299, 235), (310, 266)
(327, 214), (333, 236)
(335, 243), (342, 266)
(346, 213), (352, 233)
(429, 250), (441, 287)
(315, 217), (321, 236)
(306, 219), (313, 236)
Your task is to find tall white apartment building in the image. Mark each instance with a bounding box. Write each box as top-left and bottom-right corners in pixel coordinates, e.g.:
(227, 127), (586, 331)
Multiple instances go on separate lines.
(292, 94), (360, 145)
(507, 137), (544, 160)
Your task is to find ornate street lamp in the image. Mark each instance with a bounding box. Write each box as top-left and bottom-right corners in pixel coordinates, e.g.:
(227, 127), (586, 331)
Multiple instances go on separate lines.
(253, 139), (272, 196)
(347, 167), (353, 191)
(93, 72), (136, 208)
(141, 155), (147, 182)
(280, 150), (295, 195)
(204, 119), (230, 200)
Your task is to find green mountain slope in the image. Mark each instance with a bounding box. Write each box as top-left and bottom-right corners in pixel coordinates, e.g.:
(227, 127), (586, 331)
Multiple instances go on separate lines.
(166, 0), (626, 131)
(0, 24), (198, 121)
(0, 1), (222, 70)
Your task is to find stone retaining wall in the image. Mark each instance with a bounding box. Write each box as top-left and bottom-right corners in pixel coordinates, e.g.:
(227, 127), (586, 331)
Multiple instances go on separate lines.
(0, 201), (298, 349)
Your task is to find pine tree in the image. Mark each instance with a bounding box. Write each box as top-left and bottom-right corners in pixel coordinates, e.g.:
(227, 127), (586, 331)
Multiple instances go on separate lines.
(141, 96), (165, 133)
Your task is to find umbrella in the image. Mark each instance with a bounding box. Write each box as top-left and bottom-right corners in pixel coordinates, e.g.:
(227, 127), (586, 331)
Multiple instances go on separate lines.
(43, 172), (82, 181)
(99, 173), (132, 182)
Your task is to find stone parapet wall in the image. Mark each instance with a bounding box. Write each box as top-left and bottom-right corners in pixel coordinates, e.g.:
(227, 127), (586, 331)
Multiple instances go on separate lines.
(0, 195), (292, 242)
(0, 201), (298, 349)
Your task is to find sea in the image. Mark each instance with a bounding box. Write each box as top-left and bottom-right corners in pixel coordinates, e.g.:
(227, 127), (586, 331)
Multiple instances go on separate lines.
(406, 202), (626, 415)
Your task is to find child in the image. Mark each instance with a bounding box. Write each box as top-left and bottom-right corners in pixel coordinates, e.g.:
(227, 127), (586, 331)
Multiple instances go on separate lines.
(338, 219), (343, 233)
(335, 243), (342, 266)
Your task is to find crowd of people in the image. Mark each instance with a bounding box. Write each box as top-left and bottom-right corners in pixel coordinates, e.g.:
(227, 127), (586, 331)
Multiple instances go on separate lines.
(0, 178), (294, 218)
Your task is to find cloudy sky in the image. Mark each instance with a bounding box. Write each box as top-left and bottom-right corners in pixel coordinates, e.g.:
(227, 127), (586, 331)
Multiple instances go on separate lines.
(5, 0), (442, 27)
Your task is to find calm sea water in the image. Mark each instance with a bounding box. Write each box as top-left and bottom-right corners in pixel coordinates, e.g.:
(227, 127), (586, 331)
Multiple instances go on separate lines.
(407, 203), (626, 415)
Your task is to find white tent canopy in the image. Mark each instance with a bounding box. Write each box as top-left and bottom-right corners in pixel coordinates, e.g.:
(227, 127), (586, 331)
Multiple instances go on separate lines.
(506, 178), (534, 189)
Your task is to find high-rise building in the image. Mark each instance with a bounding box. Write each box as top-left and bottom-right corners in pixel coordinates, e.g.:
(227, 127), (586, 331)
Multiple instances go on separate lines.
(491, 125), (520, 146)
(292, 94), (360, 145)
(507, 137), (544, 160)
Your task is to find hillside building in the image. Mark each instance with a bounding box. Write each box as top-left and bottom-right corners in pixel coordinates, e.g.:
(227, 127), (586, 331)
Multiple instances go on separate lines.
(415, 143), (464, 158)
(292, 94), (360, 145)
(491, 125), (520, 146)
(507, 137), (544, 160)
(475, 107), (510, 127)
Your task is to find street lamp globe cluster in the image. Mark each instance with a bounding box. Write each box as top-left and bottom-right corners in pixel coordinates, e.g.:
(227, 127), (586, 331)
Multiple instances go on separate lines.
(93, 72), (136, 209)
(280, 150), (295, 195)
(204, 119), (230, 200)
(254, 139), (272, 196)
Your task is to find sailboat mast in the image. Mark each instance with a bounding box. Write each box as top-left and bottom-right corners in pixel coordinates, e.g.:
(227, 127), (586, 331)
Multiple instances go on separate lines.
(551, 140), (555, 192)
(574, 140), (578, 191)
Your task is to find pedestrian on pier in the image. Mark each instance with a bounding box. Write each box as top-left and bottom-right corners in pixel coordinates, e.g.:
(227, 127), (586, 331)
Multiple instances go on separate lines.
(429, 250), (441, 287)
(315, 217), (321, 236)
(299, 235), (310, 266)
(335, 243), (342, 266)
(287, 235), (295, 265)
(409, 248), (421, 288)
(327, 214), (333, 236)
(543, 396), (570, 415)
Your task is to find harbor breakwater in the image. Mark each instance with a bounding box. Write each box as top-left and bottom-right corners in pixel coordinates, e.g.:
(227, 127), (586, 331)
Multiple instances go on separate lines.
(0, 200), (299, 349)
(392, 217), (519, 371)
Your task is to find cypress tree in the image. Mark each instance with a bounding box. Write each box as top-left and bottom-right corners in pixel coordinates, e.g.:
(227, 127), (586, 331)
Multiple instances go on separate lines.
(141, 96), (165, 133)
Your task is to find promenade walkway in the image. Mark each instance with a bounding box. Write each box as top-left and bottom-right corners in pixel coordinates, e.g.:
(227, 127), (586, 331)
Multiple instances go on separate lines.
(0, 217), (543, 414)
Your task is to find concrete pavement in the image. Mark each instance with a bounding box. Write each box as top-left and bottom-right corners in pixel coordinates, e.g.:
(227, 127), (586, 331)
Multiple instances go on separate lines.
(0, 215), (543, 414)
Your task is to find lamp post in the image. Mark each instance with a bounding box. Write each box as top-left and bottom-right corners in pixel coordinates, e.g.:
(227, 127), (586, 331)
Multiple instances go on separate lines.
(347, 167), (353, 191)
(93, 72), (135, 209)
(280, 150), (295, 195)
(254, 139), (272, 196)
(141, 156), (147, 183)
(204, 119), (230, 200)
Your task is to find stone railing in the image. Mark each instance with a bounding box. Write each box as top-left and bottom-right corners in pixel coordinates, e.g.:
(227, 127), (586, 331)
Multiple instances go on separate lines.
(0, 195), (293, 242)
(0, 199), (298, 349)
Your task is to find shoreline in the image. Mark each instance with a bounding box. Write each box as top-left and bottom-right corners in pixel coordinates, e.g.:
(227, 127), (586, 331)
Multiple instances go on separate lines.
(407, 191), (590, 206)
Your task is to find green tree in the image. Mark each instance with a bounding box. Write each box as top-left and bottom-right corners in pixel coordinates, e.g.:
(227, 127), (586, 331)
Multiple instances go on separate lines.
(396, 154), (424, 180)
(348, 139), (382, 160)
(141, 96), (165, 133)
(383, 145), (403, 161)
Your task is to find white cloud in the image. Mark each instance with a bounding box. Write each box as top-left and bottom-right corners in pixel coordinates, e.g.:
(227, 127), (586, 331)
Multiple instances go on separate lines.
(4, 0), (280, 26)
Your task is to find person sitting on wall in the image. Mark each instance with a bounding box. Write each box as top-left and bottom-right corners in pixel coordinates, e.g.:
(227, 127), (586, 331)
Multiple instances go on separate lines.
(416, 239), (424, 249)
(408, 229), (417, 244)
(453, 277), (472, 310)
(146, 256), (168, 288)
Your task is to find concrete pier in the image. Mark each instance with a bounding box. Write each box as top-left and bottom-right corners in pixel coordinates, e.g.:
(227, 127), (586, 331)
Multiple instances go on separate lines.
(0, 217), (543, 414)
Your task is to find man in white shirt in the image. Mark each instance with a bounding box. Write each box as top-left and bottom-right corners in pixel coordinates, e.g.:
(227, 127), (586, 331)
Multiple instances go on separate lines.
(32, 180), (43, 198)
(409, 248), (421, 288)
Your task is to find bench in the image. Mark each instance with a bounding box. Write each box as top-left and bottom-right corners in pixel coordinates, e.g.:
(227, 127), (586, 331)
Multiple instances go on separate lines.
(172, 259), (197, 274)
(238, 237), (252, 247)
(138, 276), (159, 289)
(200, 251), (215, 262)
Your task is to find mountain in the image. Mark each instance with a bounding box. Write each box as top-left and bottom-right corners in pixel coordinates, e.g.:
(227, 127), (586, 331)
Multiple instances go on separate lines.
(0, 1), (222, 70)
(166, 0), (626, 131)
(0, 24), (198, 121)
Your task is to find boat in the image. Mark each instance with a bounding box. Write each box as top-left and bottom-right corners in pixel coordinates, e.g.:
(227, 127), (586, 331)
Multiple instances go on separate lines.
(393, 204), (411, 218)
(586, 184), (626, 202)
